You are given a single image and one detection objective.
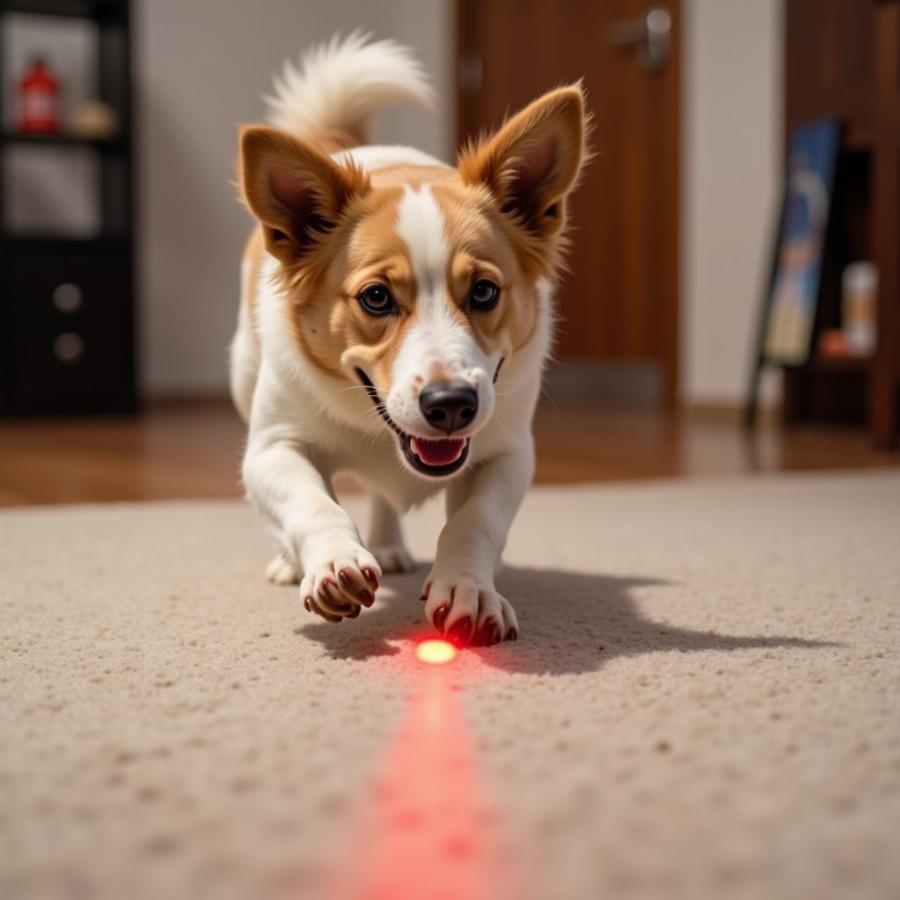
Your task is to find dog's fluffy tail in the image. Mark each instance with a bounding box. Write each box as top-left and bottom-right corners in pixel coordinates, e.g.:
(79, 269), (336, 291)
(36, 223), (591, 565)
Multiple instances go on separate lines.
(265, 31), (433, 152)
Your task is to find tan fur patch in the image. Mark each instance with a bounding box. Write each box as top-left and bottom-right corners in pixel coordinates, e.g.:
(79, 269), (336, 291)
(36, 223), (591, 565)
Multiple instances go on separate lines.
(242, 228), (266, 342)
(369, 164), (456, 191)
(288, 185), (410, 381)
(431, 181), (541, 358)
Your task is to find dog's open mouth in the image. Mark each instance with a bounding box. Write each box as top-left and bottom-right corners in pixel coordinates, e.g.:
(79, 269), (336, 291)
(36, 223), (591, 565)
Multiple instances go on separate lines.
(356, 369), (470, 477)
(409, 438), (469, 469)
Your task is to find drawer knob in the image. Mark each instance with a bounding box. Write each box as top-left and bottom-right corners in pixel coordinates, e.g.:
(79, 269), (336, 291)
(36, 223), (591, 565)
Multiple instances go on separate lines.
(53, 332), (85, 364)
(53, 283), (83, 314)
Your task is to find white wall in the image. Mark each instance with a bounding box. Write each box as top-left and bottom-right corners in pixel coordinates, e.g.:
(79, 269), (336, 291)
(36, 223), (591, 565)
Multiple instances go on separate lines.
(135, 0), (452, 396)
(680, 0), (783, 406)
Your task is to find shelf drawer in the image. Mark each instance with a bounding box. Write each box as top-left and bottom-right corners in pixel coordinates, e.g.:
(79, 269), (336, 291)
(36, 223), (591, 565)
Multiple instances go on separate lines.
(8, 309), (134, 412)
(1, 244), (135, 413)
(7, 246), (130, 322)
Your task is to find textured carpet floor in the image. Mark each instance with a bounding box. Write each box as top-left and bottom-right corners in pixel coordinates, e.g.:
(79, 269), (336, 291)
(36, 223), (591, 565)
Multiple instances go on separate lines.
(1, 473), (899, 900)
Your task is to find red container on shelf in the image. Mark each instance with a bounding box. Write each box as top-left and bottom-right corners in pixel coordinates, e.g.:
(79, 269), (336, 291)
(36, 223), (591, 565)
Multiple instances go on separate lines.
(18, 57), (61, 133)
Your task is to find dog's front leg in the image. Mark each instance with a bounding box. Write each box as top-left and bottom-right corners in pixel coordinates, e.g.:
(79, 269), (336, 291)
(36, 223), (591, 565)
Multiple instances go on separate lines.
(243, 439), (381, 622)
(422, 441), (534, 645)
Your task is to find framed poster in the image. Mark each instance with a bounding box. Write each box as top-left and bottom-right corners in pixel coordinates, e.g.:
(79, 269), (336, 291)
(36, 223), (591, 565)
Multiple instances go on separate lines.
(762, 119), (840, 364)
(744, 119), (840, 427)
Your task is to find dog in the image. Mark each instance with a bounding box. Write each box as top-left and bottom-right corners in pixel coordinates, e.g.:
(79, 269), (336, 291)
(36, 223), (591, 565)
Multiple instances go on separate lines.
(232, 33), (587, 646)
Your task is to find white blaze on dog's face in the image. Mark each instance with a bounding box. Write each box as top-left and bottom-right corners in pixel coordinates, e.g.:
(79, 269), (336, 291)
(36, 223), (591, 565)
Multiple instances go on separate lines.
(240, 86), (586, 478)
(385, 185), (499, 458)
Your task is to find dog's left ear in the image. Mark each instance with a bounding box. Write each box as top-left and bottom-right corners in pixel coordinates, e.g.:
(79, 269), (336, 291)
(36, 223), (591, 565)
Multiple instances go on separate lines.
(459, 85), (587, 239)
(239, 125), (370, 265)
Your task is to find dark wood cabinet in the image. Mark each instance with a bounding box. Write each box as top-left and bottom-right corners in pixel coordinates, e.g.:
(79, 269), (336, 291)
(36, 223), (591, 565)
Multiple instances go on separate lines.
(5, 238), (133, 410)
(783, 0), (900, 447)
(0, 0), (136, 415)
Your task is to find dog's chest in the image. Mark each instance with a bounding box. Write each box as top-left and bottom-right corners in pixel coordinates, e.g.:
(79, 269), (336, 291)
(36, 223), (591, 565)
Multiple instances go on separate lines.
(312, 420), (443, 510)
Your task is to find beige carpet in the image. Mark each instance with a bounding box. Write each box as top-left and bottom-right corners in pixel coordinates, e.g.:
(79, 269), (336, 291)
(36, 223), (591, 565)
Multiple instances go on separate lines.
(1, 472), (899, 900)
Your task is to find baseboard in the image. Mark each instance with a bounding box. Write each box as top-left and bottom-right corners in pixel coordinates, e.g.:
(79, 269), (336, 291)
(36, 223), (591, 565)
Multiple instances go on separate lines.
(145, 392), (232, 410)
(541, 361), (663, 408)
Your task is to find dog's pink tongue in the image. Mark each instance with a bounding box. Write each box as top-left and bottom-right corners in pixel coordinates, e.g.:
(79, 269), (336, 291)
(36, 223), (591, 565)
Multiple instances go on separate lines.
(411, 437), (465, 467)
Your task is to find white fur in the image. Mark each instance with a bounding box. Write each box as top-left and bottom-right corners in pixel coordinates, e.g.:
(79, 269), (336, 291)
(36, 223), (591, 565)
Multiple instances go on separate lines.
(233, 35), (559, 641)
(229, 258), (259, 423)
(395, 186), (449, 291)
(266, 31), (433, 142)
(335, 145), (448, 172)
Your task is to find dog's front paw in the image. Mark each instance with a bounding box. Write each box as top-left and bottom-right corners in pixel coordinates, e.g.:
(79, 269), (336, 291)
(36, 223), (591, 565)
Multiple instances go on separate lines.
(420, 573), (518, 646)
(300, 545), (381, 623)
(370, 543), (415, 574)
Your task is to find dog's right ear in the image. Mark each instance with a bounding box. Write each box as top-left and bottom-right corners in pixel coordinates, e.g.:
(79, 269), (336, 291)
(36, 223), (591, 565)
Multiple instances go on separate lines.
(239, 126), (370, 265)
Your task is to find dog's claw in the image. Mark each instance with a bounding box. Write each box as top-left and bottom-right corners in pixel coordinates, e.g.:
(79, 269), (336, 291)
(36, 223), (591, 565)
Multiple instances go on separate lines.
(422, 576), (519, 642)
(433, 603), (450, 632)
(338, 570), (375, 608)
(320, 579), (354, 616)
(298, 545), (382, 623)
(472, 618), (501, 646)
(309, 601), (343, 623)
(447, 616), (474, 646)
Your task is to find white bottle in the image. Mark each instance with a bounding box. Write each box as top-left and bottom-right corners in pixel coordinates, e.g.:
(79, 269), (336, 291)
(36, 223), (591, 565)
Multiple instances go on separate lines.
(842, 262), (878, 357)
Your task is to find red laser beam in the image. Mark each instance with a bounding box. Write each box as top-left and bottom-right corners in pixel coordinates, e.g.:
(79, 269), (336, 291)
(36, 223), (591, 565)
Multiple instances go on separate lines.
(332, 643), (512, 900)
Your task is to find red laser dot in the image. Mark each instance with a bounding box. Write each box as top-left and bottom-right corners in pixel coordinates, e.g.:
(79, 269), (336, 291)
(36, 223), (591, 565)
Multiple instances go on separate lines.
(416, 638), (457, 665)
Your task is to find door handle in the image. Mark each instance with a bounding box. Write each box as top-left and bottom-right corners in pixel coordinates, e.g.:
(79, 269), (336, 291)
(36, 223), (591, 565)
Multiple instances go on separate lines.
(608, 5), (672, 74)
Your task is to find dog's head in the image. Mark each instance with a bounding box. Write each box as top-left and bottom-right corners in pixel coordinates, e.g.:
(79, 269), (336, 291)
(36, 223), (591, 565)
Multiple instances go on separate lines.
(240, 86), (587, 478)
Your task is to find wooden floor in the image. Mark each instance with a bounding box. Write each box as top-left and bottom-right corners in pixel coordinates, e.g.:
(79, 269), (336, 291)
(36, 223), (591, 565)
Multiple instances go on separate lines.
(0, 399), (896, 506)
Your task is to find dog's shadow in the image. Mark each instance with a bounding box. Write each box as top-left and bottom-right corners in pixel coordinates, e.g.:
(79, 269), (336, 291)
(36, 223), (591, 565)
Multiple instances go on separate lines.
(295, 565), (836, 675)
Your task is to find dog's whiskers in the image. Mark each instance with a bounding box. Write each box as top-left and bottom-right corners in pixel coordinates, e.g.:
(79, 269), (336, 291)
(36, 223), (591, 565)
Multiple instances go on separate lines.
(334, 384), (378, 397)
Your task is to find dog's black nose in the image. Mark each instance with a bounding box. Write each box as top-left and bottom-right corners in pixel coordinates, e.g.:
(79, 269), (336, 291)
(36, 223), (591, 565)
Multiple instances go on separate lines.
(419, 381), (478, 434)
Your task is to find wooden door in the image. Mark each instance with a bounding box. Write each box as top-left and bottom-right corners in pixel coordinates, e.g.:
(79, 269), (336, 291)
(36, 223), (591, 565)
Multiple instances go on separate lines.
(456, 0), (681, 405)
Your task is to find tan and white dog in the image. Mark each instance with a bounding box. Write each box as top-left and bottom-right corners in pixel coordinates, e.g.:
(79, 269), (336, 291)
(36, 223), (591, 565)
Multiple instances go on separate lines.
(232, 34), (587, 646)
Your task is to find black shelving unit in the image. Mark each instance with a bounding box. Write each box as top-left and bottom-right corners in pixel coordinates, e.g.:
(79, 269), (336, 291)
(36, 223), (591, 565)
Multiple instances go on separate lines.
(0, 0), (136, 414)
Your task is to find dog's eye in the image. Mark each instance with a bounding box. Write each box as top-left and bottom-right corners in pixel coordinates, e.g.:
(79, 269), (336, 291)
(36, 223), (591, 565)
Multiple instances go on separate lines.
(469, 279), (501, 312)
(358, 284), (396, 316)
